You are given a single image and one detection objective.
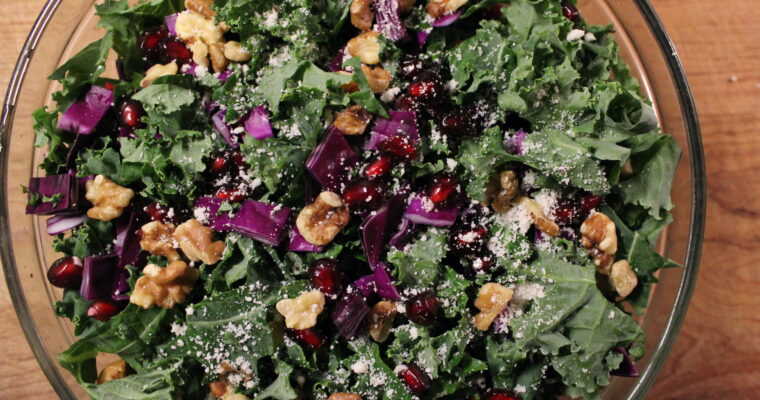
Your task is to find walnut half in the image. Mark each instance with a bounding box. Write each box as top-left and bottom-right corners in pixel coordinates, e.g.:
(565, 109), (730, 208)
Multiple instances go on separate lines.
(296, 192), (350, 246)
(516, 196), (559, 237)
(473, 283), (513, 331)
(130, 261), (199, 309)
(350, 0), (374, 31)
(85, 175), (134, 222)
(275, 290), (326, 330)
(140, 221), (180, 262)
(333, 105), (372, 136)
(581, 213), (618, 274)
(609, 260), (638, 298)
(173, 219), (226, 265)
(329, 394), (363, 400)
(485, 170), (519, 213)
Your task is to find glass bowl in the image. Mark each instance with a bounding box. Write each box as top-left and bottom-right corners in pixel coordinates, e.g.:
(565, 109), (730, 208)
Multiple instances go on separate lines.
(0, 0), (705, 399)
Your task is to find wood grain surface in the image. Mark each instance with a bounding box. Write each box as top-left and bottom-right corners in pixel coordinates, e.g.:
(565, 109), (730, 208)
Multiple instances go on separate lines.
(1, 1), (759, 399)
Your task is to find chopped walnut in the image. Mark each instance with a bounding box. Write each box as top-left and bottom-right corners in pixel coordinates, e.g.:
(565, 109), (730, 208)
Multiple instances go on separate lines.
(427, 0), (469, 18)
(85, 175), (135, 222)
(140, 221), (180, 262)
(346, 31), (381, 65)
(398, 0), (417, 13)
(209, 42), (229, 72)
(185, 0), (215, 19)
(140, 61), (179, 87)
(328, 394), (363, 400)
(175, 10), (224, 45)
(361, 64), (392, 93)
(223, 41), (252, 62)
(96, 359), (130, 384)
(485, 170), (519, 213)
(338, 71), (360, 93)
(130, 261), (199, 309)
(188, 40), (210, 68)
(296, 192), (350, 246)
(473, 283), (513, 331)
(581, 212), (618, 273)
(174, 219), (226, 265)
(516, 196), (559, 237)
(276, 290), (326, 330)
(223, 395), (250, 400)
(368, 301), (397, 343)
(333, 105), (372, 135)
(209, 382), (228, 398)
(609, 260), (638, 298)
(350, 0), (374, 31)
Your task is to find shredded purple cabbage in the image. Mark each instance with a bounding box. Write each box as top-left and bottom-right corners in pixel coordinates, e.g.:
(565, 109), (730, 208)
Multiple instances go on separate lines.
(611, 347), (640, 377)
(506, 129), (528, 155)
(165, 13), (180, 36)
(46, 213), (87, 236)
(327, 47), (348, 72)
(432, 11), (462, 27)
(353, 275), (376, 297)
(331, 291), (370, 339)
(388, 218), (416, 249)
(58, 85), (113, 135)
(116, 212), (149, 269)
(374, 263), (402, 300)
(25, 173), (80, 215)
(361, 195), (406, 269)
(287, 225), (325, 253)
(243, 106), (274, 140)
(212, 110), (239, 148)
(374, 0), (410, 42)
(229, 200), (292, 246)
(403, 196), (460, 226)
(364, 110), (420, 151)
(80, 254), (118, 301)
(306, 126), (360, 192)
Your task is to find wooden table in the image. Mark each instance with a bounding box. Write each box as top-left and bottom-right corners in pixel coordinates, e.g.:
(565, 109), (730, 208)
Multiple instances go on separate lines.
(1, 1), (758, 399)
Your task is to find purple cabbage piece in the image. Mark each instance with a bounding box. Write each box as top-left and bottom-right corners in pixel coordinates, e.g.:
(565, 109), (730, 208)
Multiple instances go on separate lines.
(432, 11), (462, 27)
(195, 197), (235, 231)
(46, 213), (87, 235)
(353, 275), (376, 297)
(287, 225), (325, 253)
(388, 218), (416, 249)
(116, 212), (149, 269)
(165, 13), (181, 36)
(331, 291), (370, 339)
(417, 30), (431, 47)
(361, 195), (406, 269)
(374, 263), (401, 300)
(212, 110), (240, 148)
(218, 68), (233, 83)
(506, 129), (528, 155)
(374, 0), (410, 42)
(111, 267), (131, 302)
(115, 59), (127, 81)
(306, 126), (360, 192)
(80, 254), (118, 301)
(66, 133), (97, 169)
(25, 173), (79, 215)
(229, 200), (291, 246)
(611, 347), (640, 377)
(58, 85), (114, 135)
(364, 110), (419, 151)
(403, 196), (460, 226)
(243, 106), (274, 140)
(327, 47), (348, 72)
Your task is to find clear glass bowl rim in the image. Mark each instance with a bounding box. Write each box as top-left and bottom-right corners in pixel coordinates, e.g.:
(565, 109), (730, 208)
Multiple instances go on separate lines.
(0, 1), (706, 399)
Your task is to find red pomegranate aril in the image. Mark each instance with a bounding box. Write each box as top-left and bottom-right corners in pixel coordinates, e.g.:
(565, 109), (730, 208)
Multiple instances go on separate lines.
(579, 193), (602, 214)
(486, 3), (508, 18)
(450, 225), (489, 257)
(342, 180), (383, 211)
(232, 151), (245, 167)
(289, 328), (326, 349)
(561, 3), (580, 22)
(426, 174), (461, 208)
(553, 200), (578, 226)
(398, 55), (424, 81)
(408, 79), (443, 103)
(398, 364), (431, 395)
(406, 292), (439, 325)
(210, 156), (229, 174)
(441, 111), (476, 138)
(309, 258), (344, 297)
(364, 155), (396, 178)
(215, 188), (245, 202)
(119, 100), (146, 129)
(395, 93), (422, 113)
(138, 26), (169, 60)
(377, 135), (418, 162)
(103, 82), (115, 91)
(160, 37), (193, 65)
(47, 257), (83, 289)
(87, 300), (122, 322)
(484, 389), (522, 400)
(472, 256), (493, 274)
(144, 202), (169, 222)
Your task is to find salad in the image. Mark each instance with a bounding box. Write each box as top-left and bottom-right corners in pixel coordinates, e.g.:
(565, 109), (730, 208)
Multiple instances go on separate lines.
(28, 0), (681, 399)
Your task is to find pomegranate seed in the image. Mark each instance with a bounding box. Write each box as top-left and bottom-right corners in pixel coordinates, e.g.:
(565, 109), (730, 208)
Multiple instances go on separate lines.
(406, 292), (439, 325)
(484, 389), (522, 400)
(144, 203), (169, 222)
(210, 156), (229, 174)
(486, 3), (508, 18)
(398, 55), (424, 81)
(289, 328), (326, 349)
(364, 154), (396, 178)
(103, 82), (115, 91)
(377, 135), (418, 162)
(119, 100), (145, 129)
(561, 3), (580, 22)
(449, 224), (489, 257)
(309, 258), (344, 297)
(441, 110), (477, 138)
(138, 26), (169, 60)
(47, 257), (83, 289)
(408, 79), (443, 103)
(87, 300), (122, 322)
(553, 199), (579, 226)
(342, 180), (384, 211)
(426, 174), (461, 208)
(232, 151), (245, 167)
(160, 37), (193, 65)
(215, 188), (245, 202)
(395, 93), (422, 113)
(398, 364), (431, 395)
(472, 256), (493, 274)
(579, 193), (602, 214)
